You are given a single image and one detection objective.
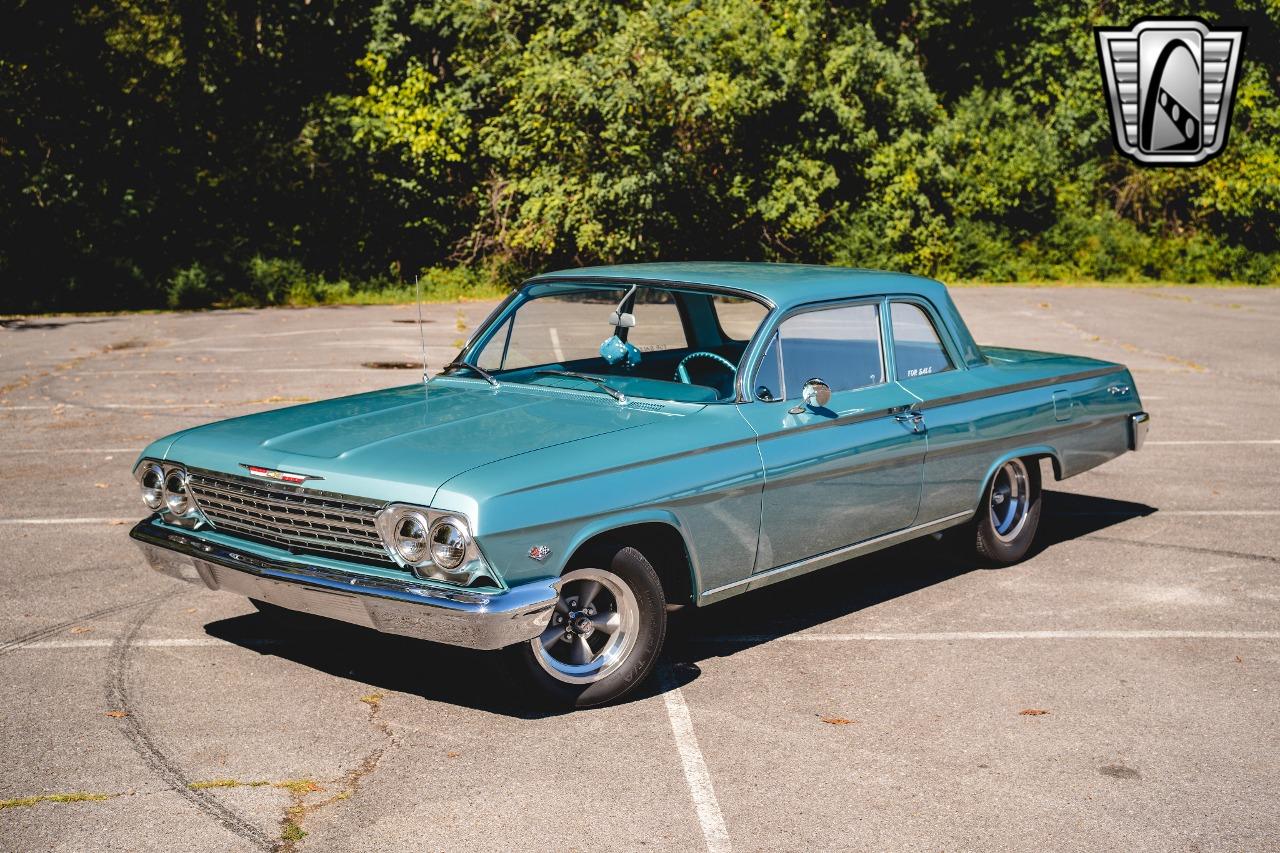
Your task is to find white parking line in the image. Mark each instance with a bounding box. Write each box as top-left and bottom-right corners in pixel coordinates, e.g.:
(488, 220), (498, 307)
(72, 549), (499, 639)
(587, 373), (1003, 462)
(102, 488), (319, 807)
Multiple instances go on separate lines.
(1145, 510), (1280, 516)
(1147, 439), (1280, 445)
(75, 368), (383, 375)
(0, 517), (130, 525)
(18, 629), (1278, 652)
(1059, 510), (1280, 517)
(549, 327), (566, 362)
(696, 630), (1280, 643)
(2, 403), (226, 410)
(661, 669), (731, 853)
(7, 448), (135, 454)
(22, 638), (246, 650)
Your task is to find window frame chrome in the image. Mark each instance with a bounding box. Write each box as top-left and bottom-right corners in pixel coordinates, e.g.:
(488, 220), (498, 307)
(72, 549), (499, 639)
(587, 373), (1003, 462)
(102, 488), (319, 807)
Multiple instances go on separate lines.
(453, 277), (776, 405)
(882, 294), (964, 382)
(744, 296), (889, 404)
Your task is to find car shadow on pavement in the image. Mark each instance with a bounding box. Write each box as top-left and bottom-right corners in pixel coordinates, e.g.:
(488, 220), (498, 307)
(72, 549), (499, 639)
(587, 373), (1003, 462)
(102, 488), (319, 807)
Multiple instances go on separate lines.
(667, 490), (1157, 661)
(203, 490), (1154, 717)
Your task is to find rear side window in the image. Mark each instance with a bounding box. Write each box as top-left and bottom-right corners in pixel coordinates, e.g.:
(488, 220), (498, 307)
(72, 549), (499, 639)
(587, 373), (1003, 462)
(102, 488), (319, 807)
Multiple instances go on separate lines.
(773, 303), (885, 397)
(890, 302), (952, 380)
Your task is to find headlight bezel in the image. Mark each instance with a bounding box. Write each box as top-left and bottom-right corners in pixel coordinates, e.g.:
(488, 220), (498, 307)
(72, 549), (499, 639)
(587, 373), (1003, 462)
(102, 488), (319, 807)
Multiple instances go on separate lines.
(138, 462), (165, 510)
(375, 503), (492, 586)
(391, 510), (432, 565)
(163, 468), (192, 516)
(428, 517), (468, 570)
(134, 458), (206, 529)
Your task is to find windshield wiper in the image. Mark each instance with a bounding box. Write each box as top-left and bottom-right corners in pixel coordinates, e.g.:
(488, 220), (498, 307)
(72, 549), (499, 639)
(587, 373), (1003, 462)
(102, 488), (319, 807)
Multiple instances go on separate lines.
(442, 360), (498, 387)
(535, 370), (628, 404)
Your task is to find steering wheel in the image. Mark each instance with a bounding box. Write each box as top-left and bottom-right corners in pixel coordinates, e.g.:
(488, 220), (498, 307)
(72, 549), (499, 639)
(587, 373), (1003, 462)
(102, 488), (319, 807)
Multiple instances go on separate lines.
(675, 351), (737, 384)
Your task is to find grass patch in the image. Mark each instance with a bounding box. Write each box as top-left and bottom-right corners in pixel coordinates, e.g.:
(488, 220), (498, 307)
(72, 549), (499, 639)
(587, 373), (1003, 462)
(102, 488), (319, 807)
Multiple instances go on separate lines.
(0, 792), (116, 810)
(187, 779), (254, 790)
(187, 778), (320, 794)
(279, 266), (508, 307)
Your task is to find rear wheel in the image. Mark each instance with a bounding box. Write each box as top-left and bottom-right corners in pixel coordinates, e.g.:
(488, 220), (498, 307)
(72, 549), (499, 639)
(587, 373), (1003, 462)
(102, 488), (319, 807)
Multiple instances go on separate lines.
(506, 543), (667, 708)
(973, 457), (1042, 565)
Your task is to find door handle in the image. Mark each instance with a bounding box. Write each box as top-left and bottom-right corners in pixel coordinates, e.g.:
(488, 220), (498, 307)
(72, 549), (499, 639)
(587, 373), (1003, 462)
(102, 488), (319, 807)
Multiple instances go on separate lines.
(894, 411), (925, 433)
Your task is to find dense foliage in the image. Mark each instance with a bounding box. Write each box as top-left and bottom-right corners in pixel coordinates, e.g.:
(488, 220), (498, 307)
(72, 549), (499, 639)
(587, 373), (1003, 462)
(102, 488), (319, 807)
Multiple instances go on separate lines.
(2, 0), (1277, 311)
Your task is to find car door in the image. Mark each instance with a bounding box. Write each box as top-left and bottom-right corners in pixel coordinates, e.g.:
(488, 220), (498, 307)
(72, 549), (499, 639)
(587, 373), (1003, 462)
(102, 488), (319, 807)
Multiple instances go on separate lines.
(737, 300), (927, 571)
(886, 297), (993, 523)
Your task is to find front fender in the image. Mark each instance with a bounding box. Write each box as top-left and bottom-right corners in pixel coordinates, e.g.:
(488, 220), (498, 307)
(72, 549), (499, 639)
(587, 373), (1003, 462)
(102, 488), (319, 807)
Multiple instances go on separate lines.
(441, 404), (765, 594)
(475, 508), (701, 591)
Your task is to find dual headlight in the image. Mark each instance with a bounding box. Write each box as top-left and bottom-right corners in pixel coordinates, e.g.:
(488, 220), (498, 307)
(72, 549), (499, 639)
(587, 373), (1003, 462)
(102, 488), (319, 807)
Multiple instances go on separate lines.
(135, 460), (204, 528)
(375, 504), (491, 586)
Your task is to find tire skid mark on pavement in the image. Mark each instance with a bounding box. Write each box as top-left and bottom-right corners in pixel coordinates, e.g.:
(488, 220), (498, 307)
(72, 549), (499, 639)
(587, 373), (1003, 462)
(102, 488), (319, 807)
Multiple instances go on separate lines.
(1047, 310), (1280, 391)
(1083, 534), (1280, 566)
(106, 590), (276, 851)
(0, 591), (177, 657)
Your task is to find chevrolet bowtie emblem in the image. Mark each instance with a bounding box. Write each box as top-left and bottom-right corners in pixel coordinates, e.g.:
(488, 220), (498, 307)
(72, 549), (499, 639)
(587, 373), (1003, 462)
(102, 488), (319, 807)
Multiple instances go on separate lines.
(1095, 18), (1246, 166)
(239, 464), (323, 484)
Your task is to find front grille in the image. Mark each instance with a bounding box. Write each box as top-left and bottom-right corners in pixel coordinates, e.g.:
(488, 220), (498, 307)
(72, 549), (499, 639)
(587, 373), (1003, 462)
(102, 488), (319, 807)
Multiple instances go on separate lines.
(187, 468), (394, 567)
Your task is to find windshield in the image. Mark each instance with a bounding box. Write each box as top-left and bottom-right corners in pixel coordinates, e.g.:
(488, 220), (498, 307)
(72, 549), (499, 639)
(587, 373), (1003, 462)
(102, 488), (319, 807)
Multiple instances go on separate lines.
(456, 282), (770, 403)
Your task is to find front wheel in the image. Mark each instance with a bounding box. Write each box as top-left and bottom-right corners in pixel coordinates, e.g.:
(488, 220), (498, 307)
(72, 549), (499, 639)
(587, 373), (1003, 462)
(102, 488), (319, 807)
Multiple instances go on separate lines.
(973, 457), (1042, 565)
(506, 544), (667, 708)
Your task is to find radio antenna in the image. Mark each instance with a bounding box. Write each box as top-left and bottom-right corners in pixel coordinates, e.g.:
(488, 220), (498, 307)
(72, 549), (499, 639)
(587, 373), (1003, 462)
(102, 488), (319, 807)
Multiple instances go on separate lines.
(415, 274), (429, 384)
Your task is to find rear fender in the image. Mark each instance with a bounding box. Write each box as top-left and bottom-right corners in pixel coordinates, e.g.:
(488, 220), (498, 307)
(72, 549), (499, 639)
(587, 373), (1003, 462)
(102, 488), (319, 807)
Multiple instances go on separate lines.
(973, 446), (1059, 509)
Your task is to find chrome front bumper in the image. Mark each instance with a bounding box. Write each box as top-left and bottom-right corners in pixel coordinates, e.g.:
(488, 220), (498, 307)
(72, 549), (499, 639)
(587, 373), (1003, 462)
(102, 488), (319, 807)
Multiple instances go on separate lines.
(130, 520), (557, 650)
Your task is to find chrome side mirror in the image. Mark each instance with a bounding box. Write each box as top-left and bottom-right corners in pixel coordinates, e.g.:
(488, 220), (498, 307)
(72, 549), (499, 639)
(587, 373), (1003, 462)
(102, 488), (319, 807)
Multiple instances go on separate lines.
(789, 378), (832, 414)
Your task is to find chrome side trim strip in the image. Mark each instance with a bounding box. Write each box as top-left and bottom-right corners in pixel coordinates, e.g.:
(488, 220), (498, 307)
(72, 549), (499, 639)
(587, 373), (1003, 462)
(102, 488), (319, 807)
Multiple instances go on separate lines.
(922, 365), (1123, 410)
(700, 510), (974, 601)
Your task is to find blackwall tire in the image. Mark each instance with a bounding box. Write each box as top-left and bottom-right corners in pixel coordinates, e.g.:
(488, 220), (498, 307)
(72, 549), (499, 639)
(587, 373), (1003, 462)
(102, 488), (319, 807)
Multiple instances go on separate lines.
(974, 457), (1042, 565)
(505, 543), (667, 709)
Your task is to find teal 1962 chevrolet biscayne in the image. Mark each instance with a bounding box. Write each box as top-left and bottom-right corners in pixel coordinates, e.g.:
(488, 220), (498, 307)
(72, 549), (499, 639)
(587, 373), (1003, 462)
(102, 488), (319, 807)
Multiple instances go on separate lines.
(131, 263), (1149, 706)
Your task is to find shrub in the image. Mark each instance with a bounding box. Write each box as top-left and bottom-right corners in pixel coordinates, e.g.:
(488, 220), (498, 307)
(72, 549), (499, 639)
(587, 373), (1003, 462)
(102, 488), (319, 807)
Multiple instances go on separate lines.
(245, 256), (309, 305)
(166, 263), (220, 309)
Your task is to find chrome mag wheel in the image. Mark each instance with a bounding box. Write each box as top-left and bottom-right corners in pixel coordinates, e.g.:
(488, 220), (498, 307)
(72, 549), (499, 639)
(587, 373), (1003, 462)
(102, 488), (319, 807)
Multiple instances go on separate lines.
(989, 458), (1032, 543)
(532, 567), (640, 685)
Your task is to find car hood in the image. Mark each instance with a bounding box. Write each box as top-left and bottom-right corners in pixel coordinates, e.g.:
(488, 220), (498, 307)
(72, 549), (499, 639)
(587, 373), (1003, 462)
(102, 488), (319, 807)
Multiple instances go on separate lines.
(156, 380), (677, 506)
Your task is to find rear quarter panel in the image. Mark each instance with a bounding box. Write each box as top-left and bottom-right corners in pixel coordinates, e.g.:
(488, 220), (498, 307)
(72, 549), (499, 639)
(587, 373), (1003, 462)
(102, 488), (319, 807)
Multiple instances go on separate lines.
(905, 350), (1143, 522)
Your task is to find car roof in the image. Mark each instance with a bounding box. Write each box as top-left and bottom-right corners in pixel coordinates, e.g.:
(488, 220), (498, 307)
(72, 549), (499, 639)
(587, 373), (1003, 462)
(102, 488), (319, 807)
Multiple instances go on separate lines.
(525, 262), (948, 310)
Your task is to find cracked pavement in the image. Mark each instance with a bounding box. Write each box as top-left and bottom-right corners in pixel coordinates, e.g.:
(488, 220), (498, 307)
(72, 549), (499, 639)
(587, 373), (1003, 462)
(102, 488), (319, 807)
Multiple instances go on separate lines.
(1, 287), (1278, 851)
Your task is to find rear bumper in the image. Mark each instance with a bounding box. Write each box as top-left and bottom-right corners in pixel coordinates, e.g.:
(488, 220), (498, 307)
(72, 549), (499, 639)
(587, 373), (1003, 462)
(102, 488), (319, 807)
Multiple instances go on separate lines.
(1129, 411), (1151, 451)
(130, 520), (557, 650)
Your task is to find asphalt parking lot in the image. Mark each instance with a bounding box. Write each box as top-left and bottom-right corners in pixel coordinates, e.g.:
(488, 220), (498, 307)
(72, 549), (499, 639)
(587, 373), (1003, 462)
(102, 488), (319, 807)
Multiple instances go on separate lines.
(2, 286), (1278, 852)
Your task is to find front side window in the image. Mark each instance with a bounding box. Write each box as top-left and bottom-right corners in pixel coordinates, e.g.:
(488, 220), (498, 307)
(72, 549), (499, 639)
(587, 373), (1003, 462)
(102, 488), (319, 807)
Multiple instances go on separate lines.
(890, 301), (953, 380)
(759, 303), (885, 400)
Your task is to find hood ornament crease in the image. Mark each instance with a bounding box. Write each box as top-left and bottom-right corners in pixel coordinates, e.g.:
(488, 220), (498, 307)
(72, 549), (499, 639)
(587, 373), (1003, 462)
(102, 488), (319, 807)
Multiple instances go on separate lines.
(239, 464), (324, 485)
